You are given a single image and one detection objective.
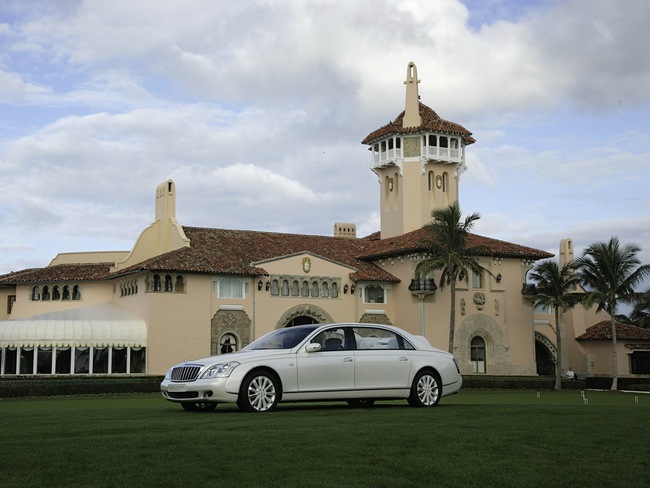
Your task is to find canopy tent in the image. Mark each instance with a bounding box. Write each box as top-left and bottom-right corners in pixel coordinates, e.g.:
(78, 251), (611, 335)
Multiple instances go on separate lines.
(0, 303), (147, 348)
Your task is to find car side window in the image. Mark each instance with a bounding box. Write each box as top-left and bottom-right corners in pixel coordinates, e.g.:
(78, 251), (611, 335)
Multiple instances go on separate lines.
(353, 327), (400, 350)
(311, 327), (347, 351)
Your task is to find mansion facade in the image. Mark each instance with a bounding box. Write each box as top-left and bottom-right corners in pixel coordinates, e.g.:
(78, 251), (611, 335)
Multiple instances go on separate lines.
(1, 62), (649, 379)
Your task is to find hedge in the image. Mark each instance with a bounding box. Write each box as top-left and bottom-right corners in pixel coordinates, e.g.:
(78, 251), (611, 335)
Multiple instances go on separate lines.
(0, 375), (165, 398)
(1, 375), (648, 398)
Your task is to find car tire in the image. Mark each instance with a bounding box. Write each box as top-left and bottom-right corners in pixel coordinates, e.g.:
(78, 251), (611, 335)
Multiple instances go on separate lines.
(181, 402), (218, 412)
(237, 370), (280, 413)
(347, 399), (375, 408)
(407, 370), (441, 407)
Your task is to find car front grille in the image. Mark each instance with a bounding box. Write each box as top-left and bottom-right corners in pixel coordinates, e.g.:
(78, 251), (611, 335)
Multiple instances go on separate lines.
(167, 391), (200, 399)
(171, 365), (201, 382)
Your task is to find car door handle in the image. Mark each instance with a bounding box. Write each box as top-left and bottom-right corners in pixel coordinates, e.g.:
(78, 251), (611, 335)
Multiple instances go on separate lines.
(343, 357), (353, 362)
(399, 357), (409, 361)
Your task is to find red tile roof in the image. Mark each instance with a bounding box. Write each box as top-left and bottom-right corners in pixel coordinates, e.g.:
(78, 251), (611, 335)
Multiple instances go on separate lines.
(576, 321), (650, 341)
(115, 226), (400, 282)
(361, 103), (475, 145)
(357, 227), (553, 260)
(0, 263), (113, 284)
(0, 226), (552, 285)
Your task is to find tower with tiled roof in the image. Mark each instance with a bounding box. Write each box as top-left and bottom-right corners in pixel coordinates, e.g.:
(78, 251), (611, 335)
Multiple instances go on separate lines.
(362, 62), (475, 239)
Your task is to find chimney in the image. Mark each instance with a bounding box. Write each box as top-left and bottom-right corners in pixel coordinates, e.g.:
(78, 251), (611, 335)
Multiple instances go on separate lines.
(334, 223), (357, 239)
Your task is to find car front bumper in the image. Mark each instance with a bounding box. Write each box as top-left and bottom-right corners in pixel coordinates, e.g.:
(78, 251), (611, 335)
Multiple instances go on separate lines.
(160, 377), (239, 404)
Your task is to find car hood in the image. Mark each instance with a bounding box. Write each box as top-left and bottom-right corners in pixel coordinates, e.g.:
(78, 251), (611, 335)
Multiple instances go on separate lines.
(178, 349), (290, 367)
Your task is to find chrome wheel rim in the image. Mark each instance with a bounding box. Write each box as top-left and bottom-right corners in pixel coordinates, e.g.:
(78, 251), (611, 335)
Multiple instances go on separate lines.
(417, 374), (439, 406)
(247, 375), (276, 412)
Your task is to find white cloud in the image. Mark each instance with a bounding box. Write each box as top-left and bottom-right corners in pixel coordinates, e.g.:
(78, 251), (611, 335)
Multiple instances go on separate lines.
(0, 0), (648, 277)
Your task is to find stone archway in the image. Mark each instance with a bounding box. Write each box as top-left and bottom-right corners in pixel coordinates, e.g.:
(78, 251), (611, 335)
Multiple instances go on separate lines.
(535, 332), (557, 376)
(211, 309), (252, 354)
(455, 314), (514, 375)
(277, 305), (334, 329)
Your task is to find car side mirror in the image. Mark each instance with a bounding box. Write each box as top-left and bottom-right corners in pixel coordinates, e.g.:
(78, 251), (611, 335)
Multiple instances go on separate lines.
(305, 343), (321, 353)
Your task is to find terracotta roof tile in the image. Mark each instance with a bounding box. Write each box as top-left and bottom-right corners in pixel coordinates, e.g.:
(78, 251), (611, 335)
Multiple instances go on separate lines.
(362, 103), (475, 145)
(576, 321), (650, 341)
(115, 227), (400, 282)
(0, 263), (113, 284)
(357, 227), (553, 260)
(0, 226), (552, 286)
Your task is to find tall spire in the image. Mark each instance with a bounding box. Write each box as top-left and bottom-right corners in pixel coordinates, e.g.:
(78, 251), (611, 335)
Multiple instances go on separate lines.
(403, 61), (421, 128)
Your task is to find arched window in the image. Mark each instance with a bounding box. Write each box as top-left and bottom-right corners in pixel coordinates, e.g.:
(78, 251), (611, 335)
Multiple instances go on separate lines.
(62, 286), (70, 300)
(271, 280), (279, 296)
(428, 171), (434, 191)
(164, 274), (173, 292)
(174, 275), (184, 293)
(364, 285), (384, 304)
(471, 336), (486, 374)
(52, 286), (61, 300)
(42, 286), (50, 301)
(311, 281), (319, 297)
(281, 280), (289, 296)
(321, 282), (329, 298)
(331, 282), (339, 298)
(152, 274), (161, 292)
(72, 285), (81, 300)
(301, 281), (309, 297)
(31, 286), (40, 301)
(442, 172), (449, 192)
(291, 280), (299, 296)
(219, 332), (240, 354)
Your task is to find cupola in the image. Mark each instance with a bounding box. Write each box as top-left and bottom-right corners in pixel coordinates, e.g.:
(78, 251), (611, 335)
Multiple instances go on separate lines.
(361, 62), (476, 239)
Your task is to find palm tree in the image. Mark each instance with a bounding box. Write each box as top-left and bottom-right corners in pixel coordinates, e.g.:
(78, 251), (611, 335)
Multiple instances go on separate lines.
(630, 290), (650, 328)
(415, 202), (490, 353)
(575, 237), (650, 391)
(528, 260), (583, 390)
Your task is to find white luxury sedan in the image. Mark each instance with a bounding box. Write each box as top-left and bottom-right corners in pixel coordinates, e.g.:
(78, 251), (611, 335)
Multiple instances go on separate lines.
(160, 323), (462, 413)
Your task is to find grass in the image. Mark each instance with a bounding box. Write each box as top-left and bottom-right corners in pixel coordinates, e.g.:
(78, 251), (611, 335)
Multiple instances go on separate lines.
(0, 390), (648, 488)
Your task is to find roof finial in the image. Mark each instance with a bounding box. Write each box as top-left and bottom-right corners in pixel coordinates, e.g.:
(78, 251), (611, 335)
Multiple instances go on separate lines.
(403, 61), (421, 128)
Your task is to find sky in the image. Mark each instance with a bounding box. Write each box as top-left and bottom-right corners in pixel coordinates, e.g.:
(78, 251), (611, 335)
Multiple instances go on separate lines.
(1, 0), (649, 280)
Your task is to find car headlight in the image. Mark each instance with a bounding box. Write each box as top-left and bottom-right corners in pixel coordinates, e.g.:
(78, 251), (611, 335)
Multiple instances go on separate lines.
(200, 361), (240, 379)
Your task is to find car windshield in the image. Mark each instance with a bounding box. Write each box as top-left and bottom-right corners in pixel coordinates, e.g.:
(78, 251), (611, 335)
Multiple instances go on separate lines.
(245, 325), (320, 350)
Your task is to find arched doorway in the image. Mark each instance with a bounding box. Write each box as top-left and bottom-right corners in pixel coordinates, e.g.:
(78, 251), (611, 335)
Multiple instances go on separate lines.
(277, 305), (334, 329)
(470, 336), (486, 374)
(286, 316), (319, 327)
(535, 333), (556, 376)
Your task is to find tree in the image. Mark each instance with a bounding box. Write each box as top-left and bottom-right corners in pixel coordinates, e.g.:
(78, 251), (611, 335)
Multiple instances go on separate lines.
(415, 202), (490, 353)
(529, 260), (582, 390)
(630, 290), (650, 329)
(575, 237), (650, 391)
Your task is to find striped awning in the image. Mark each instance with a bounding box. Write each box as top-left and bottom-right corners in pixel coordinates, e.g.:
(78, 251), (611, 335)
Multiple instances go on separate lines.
(0, 303), (147, 348)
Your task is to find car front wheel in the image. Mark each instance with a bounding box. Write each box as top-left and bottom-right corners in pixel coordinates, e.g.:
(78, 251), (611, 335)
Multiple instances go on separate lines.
(238, 371), (280, 413)
(181, 402), (218, 412)
(408, 370), (441, 407)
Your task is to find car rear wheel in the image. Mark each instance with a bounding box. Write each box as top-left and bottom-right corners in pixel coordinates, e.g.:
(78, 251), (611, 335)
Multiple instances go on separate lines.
(181, 402), (218, 412)
(238, 371), (280, 413)
(408, 370), (441, 407)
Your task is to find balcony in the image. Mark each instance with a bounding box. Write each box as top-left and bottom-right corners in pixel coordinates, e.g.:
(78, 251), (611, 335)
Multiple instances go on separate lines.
(423, 145), (462, 163)
(521, 284), (538, 296)
(372, 147), (403, 168)
(408, 278), (437, 297)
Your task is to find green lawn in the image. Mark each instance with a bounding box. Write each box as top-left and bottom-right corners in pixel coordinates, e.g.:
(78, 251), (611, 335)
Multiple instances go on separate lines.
(1, 390), (648, 488)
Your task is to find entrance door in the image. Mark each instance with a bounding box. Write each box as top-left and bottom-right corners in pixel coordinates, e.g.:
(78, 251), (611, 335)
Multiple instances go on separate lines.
(471, 336), (486, 374)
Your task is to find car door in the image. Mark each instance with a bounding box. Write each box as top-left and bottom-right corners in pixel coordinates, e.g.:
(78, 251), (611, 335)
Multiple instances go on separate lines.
(296, 326), (355, 395)
(352, 326), (411, 391)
